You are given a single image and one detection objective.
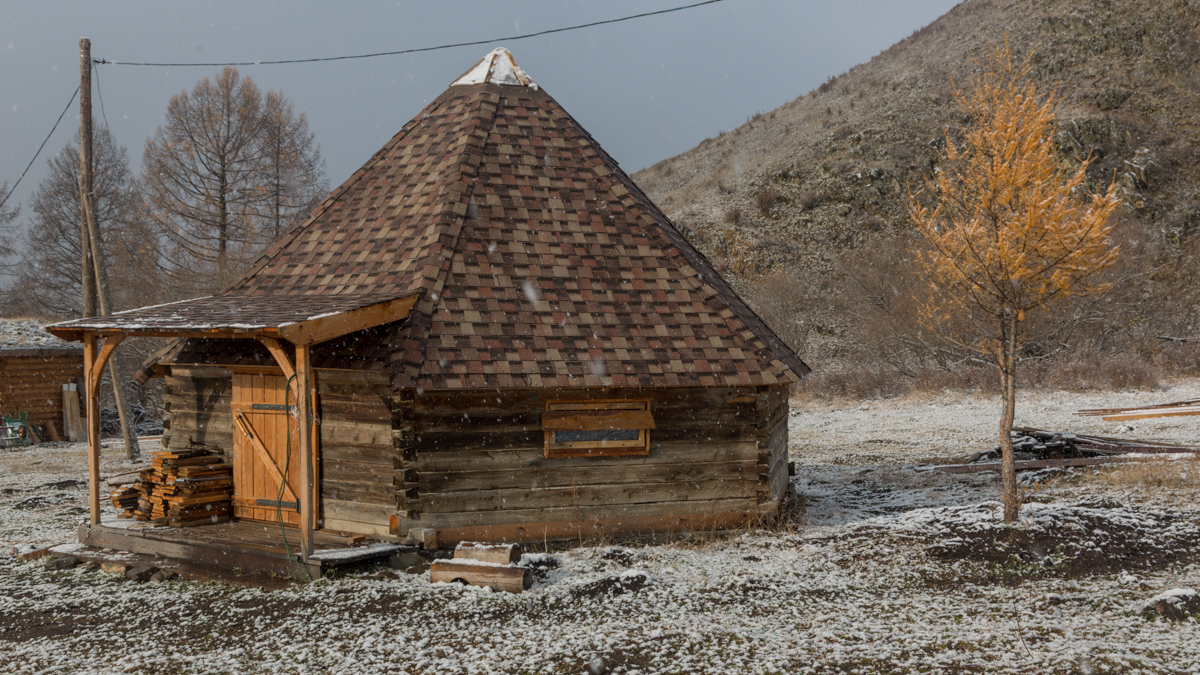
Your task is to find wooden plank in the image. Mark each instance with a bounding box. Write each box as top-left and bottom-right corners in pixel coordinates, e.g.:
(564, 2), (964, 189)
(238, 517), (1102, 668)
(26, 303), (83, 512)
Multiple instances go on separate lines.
(1102, 408), (1200, 421)
(930, 455), (1195, 474)
(82, 525), (319, 578)
(233, 413), (298, 502)
(278, 294), (419, 345)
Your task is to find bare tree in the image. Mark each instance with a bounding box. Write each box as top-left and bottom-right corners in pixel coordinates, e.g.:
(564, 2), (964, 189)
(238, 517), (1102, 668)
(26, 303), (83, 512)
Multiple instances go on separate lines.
(0, 182), (17, 261)
(5, 127), (139, 318)
(260, 91), (327, 241)
(141, 67), (325, 293)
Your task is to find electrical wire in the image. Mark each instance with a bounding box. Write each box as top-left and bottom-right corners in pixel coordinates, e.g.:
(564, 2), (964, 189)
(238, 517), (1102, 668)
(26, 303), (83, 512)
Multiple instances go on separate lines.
(93, 64), (112, 131)
(0, 86), (79, 213)
(99, 0), (726, 67)
(278, 374), (313, 581)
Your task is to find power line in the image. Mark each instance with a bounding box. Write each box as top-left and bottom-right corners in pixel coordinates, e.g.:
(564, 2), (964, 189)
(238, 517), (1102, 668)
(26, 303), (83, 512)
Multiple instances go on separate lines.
(0, 86), (80, 213)
(94, 64), (111, 131)
(100, 0), (726, 67)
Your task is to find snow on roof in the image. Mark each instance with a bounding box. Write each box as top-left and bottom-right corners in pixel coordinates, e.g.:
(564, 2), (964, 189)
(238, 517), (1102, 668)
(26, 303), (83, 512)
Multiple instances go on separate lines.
(0, 318), (80, 352)
(450, 48), (537, 88)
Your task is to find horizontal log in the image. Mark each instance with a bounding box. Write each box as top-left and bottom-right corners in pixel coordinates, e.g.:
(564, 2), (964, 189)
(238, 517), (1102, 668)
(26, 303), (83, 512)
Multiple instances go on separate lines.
(418, 460), (759, 493)
(413, 497), (762, 530)
(323, 499), (394, 526)
(431, 510), (761, 547)
(542, 409), (656, 430)
(320, 517), (392, 538)
(412, 440), (760, 471)
(322, 443), (395, 466)
(454, 542), (522, 564)
(321, 479), (394, 504)
(321, 420), (391, 446)
(323, 459), (395, 484)
(416, 478), (760, 514)
(429, 560), (532, 593)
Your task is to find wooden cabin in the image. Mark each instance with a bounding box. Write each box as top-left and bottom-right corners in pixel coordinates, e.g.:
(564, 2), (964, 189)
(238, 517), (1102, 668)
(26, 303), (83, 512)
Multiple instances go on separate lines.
(48, 48), (808, 566)
(0, 318), (83, 438)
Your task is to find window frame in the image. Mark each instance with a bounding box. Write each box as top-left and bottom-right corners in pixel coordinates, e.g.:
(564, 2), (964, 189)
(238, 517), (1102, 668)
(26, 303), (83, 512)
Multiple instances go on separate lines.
(542, 399), (653, 458)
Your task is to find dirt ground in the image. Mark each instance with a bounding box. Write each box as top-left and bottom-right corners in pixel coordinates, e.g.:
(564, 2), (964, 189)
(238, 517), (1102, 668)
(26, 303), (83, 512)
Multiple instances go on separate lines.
(1, 383), (1198, 674)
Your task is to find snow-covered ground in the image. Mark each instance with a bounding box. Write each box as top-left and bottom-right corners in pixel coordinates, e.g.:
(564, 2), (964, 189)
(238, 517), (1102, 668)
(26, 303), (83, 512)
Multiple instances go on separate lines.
(1, 384), (1198, 674)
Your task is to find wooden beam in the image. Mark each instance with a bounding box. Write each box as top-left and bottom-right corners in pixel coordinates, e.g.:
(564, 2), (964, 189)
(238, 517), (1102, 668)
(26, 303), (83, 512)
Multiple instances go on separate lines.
(256, 337), (297, 381)
(276, 294), (420, 346)
(232, 413), (299, 503)
(295, 343), (315, 560)
(45, 327), (268, 342)
(1102, 407), (1200, 422)
(87, 334), (124, 397)
(83, 334), (100, 527)
(929, 455), (1199, 474)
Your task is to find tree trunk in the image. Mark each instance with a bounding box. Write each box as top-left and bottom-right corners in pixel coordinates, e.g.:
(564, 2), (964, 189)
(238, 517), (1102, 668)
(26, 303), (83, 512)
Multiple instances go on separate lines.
(999, 310), (1019, 522)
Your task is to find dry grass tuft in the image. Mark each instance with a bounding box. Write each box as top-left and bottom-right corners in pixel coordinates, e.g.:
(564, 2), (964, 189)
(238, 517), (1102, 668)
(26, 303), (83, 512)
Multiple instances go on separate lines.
(1082, 456), (1200, 490)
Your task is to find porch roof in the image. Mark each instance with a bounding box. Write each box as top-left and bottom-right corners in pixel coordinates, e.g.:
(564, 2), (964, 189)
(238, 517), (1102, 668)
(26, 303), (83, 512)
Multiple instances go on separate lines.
(44, 292), (421, 346)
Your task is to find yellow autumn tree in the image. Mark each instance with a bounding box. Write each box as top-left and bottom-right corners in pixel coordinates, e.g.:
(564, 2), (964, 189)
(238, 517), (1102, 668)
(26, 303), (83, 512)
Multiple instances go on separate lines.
(908, 45), (1121, 522)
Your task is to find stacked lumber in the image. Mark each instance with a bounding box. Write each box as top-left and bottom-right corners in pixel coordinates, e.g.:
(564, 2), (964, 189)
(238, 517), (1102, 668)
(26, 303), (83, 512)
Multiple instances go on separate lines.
(109, 447), (233, 527)
(108, 484), (140, 515)
(1076, 398), (1200, 422)
(964, 426), (1200, 464)
(430, 543), (532, 593)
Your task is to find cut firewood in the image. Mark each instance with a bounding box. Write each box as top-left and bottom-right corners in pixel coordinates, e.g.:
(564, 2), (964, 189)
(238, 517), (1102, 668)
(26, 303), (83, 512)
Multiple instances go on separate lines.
(430, 560), (533, 593)
(109, 445), (232, 525)
(454, 542), (523, 564)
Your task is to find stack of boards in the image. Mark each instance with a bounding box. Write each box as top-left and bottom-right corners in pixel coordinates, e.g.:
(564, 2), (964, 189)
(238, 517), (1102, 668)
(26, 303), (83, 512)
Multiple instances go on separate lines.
(109, 447), (233, 527)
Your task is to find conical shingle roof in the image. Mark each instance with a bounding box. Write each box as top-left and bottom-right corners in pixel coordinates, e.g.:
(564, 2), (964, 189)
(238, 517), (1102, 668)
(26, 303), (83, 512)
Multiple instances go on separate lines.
(66, 49), (810, 389)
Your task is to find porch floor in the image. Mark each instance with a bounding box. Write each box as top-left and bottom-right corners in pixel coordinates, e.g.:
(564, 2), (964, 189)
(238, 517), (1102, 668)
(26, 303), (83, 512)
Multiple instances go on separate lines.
(80, 517), (404, 578)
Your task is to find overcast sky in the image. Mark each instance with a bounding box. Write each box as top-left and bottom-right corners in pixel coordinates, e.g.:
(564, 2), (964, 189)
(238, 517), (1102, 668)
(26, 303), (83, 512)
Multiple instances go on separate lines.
(1, 0), (960, 226)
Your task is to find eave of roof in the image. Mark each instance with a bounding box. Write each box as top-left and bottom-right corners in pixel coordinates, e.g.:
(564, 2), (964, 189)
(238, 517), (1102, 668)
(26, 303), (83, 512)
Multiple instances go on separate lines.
(45, 292), (421, 346)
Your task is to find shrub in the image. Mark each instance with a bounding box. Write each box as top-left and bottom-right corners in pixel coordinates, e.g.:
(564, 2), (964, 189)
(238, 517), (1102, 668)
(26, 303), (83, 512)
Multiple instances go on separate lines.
(756, 188), (782, 214)
(723, 207), (742, 225)
(799, 190), (827, 210)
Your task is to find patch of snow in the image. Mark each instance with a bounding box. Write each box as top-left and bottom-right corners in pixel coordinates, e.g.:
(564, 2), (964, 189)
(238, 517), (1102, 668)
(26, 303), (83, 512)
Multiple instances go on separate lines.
(451, 48), (537, 89)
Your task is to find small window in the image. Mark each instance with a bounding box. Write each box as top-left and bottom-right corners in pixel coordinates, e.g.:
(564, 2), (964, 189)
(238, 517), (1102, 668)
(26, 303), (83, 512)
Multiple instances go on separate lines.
(542, 400), (654, 458)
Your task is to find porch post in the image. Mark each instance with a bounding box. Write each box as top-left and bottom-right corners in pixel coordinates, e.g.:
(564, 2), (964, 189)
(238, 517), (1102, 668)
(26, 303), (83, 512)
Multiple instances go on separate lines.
(83, 333), (101, 527)
(295, 343), (314, 560)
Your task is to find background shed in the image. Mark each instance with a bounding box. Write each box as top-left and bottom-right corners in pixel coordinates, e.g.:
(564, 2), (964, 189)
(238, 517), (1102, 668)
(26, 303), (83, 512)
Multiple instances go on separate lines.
(0, 318), (83, 436)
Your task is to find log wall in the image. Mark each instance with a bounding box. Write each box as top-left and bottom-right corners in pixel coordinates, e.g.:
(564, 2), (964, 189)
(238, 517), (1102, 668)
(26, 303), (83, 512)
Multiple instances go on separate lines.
(394, 385), (791, 541)
(316, 371), (396, 537)
(162, 367), (234, 459)
(0, 351), (83, 433)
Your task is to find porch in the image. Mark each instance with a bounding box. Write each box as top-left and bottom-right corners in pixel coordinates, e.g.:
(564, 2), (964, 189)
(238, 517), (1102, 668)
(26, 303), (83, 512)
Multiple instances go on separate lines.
(78, 517), (404, 579)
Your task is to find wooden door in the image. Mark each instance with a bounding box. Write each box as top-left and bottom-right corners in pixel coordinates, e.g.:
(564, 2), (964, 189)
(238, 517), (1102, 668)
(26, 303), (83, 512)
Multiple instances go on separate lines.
(231, 373), (300, 525)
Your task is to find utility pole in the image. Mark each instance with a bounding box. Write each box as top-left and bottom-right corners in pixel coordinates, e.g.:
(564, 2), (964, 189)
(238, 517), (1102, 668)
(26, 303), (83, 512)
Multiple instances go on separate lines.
(79, 37), (141, 461)
(79, 39), (95, 318)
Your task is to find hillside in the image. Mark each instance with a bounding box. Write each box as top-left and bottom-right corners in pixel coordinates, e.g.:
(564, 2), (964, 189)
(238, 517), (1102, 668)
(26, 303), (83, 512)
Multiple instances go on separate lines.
(635, 0), (1200, 366)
